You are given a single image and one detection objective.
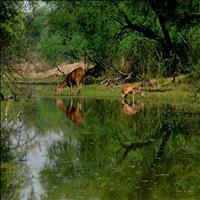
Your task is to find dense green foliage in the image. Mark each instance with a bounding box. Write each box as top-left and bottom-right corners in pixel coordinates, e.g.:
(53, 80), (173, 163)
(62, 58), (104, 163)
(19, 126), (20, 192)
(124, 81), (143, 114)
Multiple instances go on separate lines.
(1, 0), (200, 83)
(0, 1), (39, 96)
(1, 1), (25, 76)
(34, 0), (200, 78)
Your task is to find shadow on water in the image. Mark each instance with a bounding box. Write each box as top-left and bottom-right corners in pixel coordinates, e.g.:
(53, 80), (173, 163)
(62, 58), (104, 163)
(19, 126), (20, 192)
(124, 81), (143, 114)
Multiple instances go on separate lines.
(1, 97), (200, 200)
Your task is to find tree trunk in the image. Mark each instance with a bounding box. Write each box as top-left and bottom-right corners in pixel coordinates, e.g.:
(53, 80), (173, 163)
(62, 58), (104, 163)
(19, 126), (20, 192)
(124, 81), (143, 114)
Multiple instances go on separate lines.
(148, 0), (176, 77)
(0, 92), (4, 101)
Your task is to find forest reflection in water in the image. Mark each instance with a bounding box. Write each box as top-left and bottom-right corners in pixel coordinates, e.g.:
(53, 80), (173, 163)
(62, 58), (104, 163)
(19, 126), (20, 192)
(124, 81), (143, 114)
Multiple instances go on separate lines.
(1, 97), (200, 200)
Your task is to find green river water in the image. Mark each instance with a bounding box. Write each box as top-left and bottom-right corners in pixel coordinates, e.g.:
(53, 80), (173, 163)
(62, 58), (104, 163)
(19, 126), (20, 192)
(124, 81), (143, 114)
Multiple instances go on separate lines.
(1, 96), (200, 200)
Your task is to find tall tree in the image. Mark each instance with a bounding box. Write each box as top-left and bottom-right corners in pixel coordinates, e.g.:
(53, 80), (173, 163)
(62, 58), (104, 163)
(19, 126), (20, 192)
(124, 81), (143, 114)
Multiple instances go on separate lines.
(0, 0), (41, 97)
(112, 0), (200, 78)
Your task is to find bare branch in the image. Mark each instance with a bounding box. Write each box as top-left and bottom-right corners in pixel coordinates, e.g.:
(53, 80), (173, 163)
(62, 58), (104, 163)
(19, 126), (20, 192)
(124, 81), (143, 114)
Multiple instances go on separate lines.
(123, 14), (162, 41)
(111, 64), (133, 76)
(178, 32), (189, 45)
(57, 65), (67, 76)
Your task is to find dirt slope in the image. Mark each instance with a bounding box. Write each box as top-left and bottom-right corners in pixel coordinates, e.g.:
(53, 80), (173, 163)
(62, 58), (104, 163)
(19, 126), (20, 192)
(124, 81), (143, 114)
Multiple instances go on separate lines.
(29, 61), (88, 78)
(17, 61), (94, 79)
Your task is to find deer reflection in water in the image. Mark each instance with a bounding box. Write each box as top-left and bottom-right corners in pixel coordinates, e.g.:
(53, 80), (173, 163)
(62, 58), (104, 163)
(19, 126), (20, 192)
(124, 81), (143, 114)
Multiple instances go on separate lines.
(55, 97), (84, 125)
(122, 99), (144, 115)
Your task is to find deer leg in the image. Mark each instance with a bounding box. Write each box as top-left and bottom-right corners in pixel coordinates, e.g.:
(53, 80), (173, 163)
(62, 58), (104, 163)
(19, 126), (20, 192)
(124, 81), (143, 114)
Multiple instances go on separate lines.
(77, 82), (82, 96)
(70, 98), (73, 108)
(132, 93), (135, 105)
(69, 81), (74, 96)
(68, 80), (72, 96)
(122, 93), (128, 99)
(77, 98), (82, 111)
(69, 85), (73, 96)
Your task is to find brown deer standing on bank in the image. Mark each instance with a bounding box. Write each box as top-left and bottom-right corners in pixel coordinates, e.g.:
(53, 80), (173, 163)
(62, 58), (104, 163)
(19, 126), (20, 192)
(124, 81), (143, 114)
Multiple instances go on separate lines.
(55, 67), (85, 96)
(122, 100), (144, 115)
(55, 97), (84, 125)
(122, 84), (144, 104)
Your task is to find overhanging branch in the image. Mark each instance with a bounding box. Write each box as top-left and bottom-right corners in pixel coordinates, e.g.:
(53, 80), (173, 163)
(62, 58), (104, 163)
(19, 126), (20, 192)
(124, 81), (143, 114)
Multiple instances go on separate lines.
(123, 14), (162, 41)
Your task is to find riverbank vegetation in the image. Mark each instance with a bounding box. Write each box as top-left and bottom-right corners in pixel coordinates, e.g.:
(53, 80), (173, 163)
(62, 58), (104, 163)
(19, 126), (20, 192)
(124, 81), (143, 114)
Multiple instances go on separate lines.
(0, 2), (200, 198)
(1, 0), (200, 99)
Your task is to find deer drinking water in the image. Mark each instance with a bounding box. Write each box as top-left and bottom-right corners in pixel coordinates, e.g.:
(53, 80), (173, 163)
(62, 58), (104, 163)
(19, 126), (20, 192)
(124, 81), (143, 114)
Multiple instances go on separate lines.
(122, 84), (144, 104)
(55, 67), (85, 96)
